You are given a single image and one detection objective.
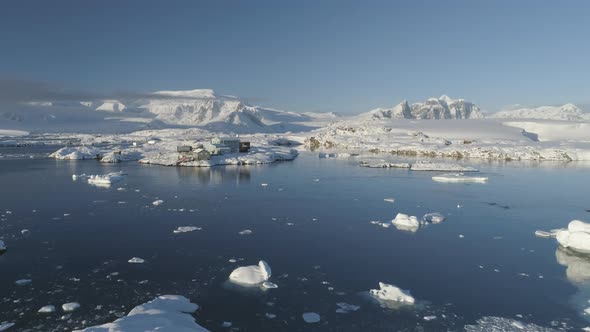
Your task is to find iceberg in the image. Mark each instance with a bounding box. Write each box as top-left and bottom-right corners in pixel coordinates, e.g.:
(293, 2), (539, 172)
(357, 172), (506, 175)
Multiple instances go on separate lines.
(370, 282), (415, 304)
(74, 295), (208, 332)
(229, 260), (271, 285)
(432, 173), (488, 183)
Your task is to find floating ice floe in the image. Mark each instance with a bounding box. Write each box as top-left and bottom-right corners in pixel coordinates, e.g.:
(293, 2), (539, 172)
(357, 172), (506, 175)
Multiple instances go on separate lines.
(15, 279), (32, 286)
(74, 295), (207, 332)
(410, 162), (478, 172)
(335, 302), (360, 314)
(173, 226), (201, 233)
(423, 212), (445, 224)
(0, 323), (15, 331)
(383, 198), (395, 203)
(302, 312), (321, 323)
(555, 220), (590, 254)
(62, 302), (81, 312)
(128, 257), (145, 264)
(229, 260), (272, 285)
(432, 173), (488, 183)
(152, 199), (164, 206)
(262, 281), (278, 289)
(369, 282), (415, 304)
(86, 172), (127, 187)
(359, 161), (411, 168)
(535, 230), (559, 238)
(38, 305), (56, 313)
(392, 213), (420, 232)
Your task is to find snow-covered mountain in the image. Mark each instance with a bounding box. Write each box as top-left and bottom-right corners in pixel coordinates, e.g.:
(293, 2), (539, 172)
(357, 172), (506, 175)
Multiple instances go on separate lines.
(361, 95), (484, 120)
(490, 103), (589, 121)
(138, 90), (265, 128)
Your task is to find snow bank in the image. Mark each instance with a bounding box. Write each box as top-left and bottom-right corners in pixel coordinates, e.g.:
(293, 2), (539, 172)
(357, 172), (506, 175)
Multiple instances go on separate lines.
(556, 220), (590, 254)
(87, 172), (126, 186)
(229, 260), (272, 285)
(432, 173), (488, 183)
(369, 282), (415, 304)
(50, 146), (102, 160)
(410, 162), (478, 172)
(74, 295), (208, 332)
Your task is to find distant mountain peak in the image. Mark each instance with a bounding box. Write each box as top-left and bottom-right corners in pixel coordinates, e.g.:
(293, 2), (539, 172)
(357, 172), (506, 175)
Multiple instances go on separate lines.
(491, 103), (587, 121)
(361, 95), (483, 120)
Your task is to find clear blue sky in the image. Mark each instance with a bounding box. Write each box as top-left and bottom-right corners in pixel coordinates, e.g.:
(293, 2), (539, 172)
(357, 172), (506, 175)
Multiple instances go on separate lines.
(0, 0), (589, 113)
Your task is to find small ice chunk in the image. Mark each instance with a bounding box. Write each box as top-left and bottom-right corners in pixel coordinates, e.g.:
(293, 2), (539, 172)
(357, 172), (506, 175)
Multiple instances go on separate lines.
(432, 173), (488, 183)
(62, 302), (81, 312)
(383, 198), (395, 203)
(239, 229), (253, 235)
(15, 279), (32, 286)
(302, 312), (320, 323)
(423, 212), (445, 224)
(262, 281), (278, 289)
(584, 307), (590, 315)
(87, 172), (126, 186)
(265, 313), (277, 319)
(0, 240), (6, 251)
(221, 321), (232, 327)
(0, 323), (15, 331)
(261, 183), (269, 187)
(336, 302), (360, 313)
(459, 234), (465, 238)
(534, 230), (554, 238)
(229, 260), (272, 285)
(424, 315), (437, 321)
(370, 282), (415, 304)
(128, 257), (145, 264)
(152, 200), (164, 206)
(21, 229), (30, 235)
(173, 226), (201, 233)
(38, 305), (56, 313)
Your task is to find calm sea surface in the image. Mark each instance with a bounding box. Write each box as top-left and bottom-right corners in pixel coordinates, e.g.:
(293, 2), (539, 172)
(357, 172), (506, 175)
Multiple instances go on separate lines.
(1, 148), (590, 331)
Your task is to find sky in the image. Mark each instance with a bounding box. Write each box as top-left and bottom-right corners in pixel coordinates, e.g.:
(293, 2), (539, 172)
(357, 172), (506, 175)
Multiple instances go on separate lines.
(0, 0), (589, 114)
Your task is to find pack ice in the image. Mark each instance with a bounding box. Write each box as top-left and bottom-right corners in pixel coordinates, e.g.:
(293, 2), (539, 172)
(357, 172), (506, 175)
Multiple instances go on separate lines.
(74, 295), (208, 332)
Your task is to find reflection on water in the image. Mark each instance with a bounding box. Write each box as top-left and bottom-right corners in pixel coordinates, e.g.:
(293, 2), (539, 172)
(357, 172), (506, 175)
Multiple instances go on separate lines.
(176, 165), (251, 186)
(556, 247), (590, 318)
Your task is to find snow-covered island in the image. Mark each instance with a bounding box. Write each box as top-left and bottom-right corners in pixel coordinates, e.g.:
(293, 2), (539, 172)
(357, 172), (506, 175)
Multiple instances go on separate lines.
(2, 91), (590, 168)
